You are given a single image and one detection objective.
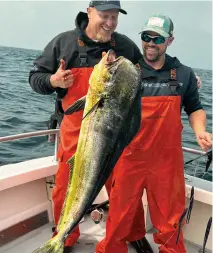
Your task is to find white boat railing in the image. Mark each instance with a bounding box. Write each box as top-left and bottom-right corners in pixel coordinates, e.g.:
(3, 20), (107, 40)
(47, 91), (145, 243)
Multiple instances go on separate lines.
(0, 129), (206, 162)
(0, 129), (60, 161)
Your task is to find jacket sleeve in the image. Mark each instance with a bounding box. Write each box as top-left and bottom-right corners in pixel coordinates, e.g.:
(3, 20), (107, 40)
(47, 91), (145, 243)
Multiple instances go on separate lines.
(29, 36), (60, 95)
(183, 69), (203, 115)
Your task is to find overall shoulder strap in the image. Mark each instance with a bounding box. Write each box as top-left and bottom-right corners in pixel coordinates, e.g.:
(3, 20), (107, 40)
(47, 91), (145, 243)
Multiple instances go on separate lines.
(77, 37), (89, 67)
(169, 68), (179, 94)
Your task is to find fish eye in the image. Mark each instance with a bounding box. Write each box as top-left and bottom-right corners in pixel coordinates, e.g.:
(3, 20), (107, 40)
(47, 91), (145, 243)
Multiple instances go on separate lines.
(108, 68), (113, 74)
(107, 65), (116, 74)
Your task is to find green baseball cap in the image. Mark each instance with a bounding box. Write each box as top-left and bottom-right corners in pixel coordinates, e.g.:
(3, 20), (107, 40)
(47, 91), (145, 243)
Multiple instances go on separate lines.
(141, 14), (174, 38)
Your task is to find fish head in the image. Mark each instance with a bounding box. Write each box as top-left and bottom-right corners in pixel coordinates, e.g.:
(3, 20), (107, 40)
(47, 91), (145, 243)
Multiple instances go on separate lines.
(89, 50), (125, 93)
(104, 51), (140, 99)
(102, 50), (139, 91)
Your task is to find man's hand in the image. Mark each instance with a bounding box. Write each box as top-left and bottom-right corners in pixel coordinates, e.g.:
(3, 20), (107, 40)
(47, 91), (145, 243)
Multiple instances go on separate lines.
(196, 131), (212, 151)
(102, 51), (107, 58)
(195, 74), (202, 89)
(50, 59), (73, 89)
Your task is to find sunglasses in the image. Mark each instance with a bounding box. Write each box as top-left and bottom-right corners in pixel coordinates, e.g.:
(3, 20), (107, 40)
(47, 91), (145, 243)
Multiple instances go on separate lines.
(141, 33), (167, 45)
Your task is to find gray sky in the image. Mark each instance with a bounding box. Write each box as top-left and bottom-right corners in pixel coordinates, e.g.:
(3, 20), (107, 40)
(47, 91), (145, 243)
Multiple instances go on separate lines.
(0, 1), (212, 70)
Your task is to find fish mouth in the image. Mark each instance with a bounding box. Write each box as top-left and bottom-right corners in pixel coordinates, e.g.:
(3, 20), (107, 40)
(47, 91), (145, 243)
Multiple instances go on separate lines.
(106, 49), (116, 63)
(105, 50), (124, 75)
(106, 50), (124, 65)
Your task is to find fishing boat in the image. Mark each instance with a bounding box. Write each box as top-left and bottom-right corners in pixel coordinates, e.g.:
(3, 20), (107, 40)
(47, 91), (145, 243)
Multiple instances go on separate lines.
(0, 129), (212, 253)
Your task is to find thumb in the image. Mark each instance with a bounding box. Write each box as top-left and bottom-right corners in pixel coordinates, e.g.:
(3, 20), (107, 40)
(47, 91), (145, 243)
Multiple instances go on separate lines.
(102, 51), (107, 58)
(59, 59), (66, 70)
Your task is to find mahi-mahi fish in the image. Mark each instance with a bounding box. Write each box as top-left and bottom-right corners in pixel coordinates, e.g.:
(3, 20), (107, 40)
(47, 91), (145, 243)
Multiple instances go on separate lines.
(32, 50), (141, 253)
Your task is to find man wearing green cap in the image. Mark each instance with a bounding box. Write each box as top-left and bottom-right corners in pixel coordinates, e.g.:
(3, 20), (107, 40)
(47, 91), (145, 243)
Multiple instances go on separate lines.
(96, 14), (212, 253)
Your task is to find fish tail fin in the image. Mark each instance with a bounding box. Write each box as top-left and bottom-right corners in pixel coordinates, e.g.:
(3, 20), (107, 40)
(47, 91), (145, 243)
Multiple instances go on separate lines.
(32, 236), (64, 253)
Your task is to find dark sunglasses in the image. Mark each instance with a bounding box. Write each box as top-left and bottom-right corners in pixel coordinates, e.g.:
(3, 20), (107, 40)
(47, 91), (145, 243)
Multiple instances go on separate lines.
(141, 33), (167, 44)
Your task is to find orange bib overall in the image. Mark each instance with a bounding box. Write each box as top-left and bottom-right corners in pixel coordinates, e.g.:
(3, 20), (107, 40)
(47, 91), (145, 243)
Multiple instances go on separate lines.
(96, 96), (186, 253)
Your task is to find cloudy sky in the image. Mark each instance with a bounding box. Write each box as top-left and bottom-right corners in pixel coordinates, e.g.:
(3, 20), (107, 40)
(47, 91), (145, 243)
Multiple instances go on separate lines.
(0, 1), (212, 70)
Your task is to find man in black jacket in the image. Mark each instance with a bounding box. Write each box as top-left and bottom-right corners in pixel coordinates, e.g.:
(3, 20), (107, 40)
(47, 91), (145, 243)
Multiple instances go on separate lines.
(29, 1), (142, 253)
(96, 14), (212, 253)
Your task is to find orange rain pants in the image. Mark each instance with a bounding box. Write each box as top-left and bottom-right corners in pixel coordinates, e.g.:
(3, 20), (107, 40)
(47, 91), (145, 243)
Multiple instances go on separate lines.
(96, 96), (186, 253)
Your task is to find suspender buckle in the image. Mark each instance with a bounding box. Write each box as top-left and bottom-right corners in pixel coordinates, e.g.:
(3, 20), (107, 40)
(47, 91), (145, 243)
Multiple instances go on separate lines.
(169, 80), (179, 94)
(169, 68), (179, 95)
(79, 53), (88, 66)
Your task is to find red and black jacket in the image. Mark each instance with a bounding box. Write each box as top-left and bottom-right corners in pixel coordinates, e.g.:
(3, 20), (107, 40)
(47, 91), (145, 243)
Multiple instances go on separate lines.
(29, 12), (142, 99)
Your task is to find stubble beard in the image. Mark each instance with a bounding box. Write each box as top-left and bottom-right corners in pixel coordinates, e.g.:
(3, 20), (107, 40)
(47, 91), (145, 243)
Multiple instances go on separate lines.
(96, 32), (111, 43)
(143, 46), (166, 63)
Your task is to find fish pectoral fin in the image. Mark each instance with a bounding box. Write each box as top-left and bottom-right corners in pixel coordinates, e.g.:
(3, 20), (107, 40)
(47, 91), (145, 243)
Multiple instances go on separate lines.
(67, 155), (75, 169)
(67, 155), (75, 181)
(82, 98), (103, 120)
(64, 96), (86, 115)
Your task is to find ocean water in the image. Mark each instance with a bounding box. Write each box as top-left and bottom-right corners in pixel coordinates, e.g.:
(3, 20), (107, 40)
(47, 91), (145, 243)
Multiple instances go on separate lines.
(0, 46), (212, 180)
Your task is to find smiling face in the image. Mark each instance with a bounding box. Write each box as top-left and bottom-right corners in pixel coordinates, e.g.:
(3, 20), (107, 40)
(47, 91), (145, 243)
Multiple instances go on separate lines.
(86, 7), (119, 43)
(142, 31), (174, 63)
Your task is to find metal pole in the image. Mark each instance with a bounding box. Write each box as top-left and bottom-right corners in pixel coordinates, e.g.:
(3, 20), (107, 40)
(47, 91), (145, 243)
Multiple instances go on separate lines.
(182, 147), (205, 155)
(0, 129), (60, 143)
(0, 130), (206, 158)
(54, 132), (60, 161)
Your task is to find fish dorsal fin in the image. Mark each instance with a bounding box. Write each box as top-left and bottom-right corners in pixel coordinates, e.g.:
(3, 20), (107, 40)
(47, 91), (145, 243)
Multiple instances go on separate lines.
(64, 96), (86, 115)
(82, 98), (103, 120)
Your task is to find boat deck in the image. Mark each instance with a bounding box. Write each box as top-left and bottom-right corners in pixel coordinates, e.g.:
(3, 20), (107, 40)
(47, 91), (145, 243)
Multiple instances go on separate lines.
(0, 215), (207, 253)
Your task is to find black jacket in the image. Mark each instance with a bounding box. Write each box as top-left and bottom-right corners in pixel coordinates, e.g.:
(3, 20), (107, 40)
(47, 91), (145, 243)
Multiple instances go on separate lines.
(29, 12), (142, 99)
(139, 55), (203, 115)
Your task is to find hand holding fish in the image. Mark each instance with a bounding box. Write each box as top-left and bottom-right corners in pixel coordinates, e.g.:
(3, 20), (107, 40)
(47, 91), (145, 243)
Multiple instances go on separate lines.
(50, 59), (73, 89)
(102, 51), (107, 57)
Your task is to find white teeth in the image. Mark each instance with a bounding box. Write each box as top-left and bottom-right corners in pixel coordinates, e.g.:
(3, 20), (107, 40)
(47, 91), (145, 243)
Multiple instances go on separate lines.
(102, 27), (110, 31)
(147, 48), (157, 53)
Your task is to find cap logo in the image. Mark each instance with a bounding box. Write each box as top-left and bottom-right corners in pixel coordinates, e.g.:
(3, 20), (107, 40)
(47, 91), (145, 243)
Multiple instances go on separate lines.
(147, 17), (164, 27)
